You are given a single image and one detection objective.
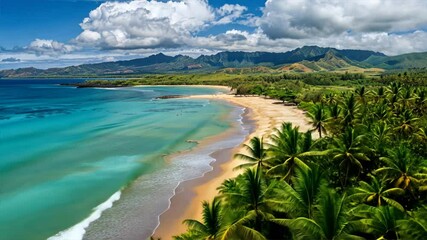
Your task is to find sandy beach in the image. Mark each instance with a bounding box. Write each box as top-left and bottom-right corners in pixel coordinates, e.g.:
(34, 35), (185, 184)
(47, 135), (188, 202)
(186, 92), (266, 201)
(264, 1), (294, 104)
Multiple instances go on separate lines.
(153, 94), (312, 239)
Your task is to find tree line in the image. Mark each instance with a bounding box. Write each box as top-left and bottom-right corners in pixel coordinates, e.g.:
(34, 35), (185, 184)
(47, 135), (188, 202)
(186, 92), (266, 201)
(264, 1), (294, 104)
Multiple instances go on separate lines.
(174, 82), (427, 240)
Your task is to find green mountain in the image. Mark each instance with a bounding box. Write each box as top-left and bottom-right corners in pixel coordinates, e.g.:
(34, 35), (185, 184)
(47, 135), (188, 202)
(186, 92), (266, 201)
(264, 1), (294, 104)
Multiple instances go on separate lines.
(1, 46), (425, 78)
(363, 52), (427, 69)
(300, 50), (355, 71)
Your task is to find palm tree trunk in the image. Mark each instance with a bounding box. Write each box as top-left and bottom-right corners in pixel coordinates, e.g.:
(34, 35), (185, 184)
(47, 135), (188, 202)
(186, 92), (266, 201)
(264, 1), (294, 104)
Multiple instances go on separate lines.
(338, 166), (344, 189)
(344, 164), (350, 187)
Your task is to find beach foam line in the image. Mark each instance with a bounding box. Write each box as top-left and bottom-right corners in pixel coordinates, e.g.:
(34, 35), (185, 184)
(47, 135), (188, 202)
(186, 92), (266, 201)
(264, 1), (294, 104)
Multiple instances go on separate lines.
(47, 191), (121, 240)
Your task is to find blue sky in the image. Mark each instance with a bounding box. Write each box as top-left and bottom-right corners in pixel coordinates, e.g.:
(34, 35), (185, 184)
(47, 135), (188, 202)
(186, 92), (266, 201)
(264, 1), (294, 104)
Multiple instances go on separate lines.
(0, 0), (264, 48)
(1, 0), (427, 69)
(0, 0), (100, 48)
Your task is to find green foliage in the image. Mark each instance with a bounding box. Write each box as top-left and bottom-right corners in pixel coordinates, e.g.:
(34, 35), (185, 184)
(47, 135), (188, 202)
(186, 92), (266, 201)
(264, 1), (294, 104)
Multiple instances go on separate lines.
(167, 81), (427, 240)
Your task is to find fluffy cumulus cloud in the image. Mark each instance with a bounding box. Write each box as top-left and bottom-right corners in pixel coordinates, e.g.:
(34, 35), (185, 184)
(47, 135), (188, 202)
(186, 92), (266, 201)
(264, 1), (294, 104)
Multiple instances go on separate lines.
(75, 0), (252, 49)
(6, 0), (427, 69)
(259, 0), (427, 39)
(27, 39), (78, 56)
(73, 0), (427, 55)
(76, 0), (212, 49)
(215, 4), (247, 25)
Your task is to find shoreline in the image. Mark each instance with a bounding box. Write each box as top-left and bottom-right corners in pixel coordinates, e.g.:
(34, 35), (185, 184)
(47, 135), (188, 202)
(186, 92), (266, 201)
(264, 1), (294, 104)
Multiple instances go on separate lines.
(153, 94), (312, 239)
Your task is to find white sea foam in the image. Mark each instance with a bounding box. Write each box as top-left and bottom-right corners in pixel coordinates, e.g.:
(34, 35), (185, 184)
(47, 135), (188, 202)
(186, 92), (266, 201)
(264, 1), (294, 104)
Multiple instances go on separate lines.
(93, 87), (120, 90)
(47, 191), (121, 240)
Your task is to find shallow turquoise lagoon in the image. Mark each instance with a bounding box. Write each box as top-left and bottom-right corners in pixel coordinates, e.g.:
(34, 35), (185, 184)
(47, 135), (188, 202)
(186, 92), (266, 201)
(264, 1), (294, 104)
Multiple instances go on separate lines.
(0, 80), (245, 240)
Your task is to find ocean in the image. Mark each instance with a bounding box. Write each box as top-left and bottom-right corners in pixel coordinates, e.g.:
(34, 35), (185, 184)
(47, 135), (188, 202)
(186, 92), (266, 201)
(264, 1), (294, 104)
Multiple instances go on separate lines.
(0, 79), (248, 240)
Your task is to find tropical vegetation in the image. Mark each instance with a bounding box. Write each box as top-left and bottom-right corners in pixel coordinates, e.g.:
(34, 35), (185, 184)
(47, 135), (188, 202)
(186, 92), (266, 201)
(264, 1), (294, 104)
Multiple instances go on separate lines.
(174, 78), (427, 239)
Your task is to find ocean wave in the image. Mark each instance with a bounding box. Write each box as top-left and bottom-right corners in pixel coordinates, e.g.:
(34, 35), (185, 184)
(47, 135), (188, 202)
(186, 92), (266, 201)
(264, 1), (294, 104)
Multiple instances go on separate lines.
(47, 191), (121, 240)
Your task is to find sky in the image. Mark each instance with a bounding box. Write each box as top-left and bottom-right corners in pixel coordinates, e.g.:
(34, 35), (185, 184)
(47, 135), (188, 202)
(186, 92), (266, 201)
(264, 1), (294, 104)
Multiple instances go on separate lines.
(1, 0), (427, 69)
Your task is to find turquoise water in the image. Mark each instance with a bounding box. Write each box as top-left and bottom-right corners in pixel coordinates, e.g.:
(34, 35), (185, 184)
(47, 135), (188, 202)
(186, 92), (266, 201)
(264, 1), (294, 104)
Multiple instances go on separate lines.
(0, 80), (241, 240)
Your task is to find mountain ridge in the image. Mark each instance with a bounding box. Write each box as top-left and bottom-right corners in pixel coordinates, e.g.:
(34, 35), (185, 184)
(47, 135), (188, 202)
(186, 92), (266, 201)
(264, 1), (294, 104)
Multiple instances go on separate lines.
(1, 46), (425, 77)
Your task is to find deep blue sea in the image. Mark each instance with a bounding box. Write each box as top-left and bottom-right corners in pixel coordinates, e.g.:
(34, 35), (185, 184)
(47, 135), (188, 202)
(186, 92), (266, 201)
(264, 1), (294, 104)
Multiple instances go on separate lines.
(0, 79), (247, 240)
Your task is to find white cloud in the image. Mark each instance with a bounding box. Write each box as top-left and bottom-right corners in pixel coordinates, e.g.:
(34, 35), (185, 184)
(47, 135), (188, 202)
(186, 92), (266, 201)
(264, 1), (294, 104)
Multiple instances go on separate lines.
(4, 0), (427, 70)
(188, 29), (427, 56)
(27, 39), (78, 56)
(75, 0), (252, 49)
(215, 4), (247, 25)
(76, 0), (215, 49)
(259, 0), (427, 39)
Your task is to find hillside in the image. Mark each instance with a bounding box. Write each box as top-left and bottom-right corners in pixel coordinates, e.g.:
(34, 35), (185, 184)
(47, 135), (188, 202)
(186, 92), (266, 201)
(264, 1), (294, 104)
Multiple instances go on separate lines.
(363, 52), (427, 69)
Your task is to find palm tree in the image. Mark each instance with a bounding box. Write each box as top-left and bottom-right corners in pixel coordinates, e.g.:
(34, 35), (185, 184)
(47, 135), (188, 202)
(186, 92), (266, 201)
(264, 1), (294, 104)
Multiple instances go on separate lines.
(273, 188), (361, 240)
(387, 82), (402, 106)
(341, 94), (360, 127)
(217, 178), (238, 195)
(414, 88), (427, 114)
(373, 86), (386, 103)
(399, 206), (427, 239)
(355, 206), (405, 239)
(274, 165), (325, 218)
(234, 137), (269, 171)
(328, 102), (342, 120)
(355, 86), (368, 105)
(219, 169), (275, 239)
(371, 122), (391, 156)
(180, 197), (223, 240)
(267, 123), (318, 180)
(349, 175), (405, 211)
(307, 103), (328, 138)
(372, 102), (390, 123)
(375, 145), (427, 191)
(324, 93), (337, 105)
(394, 110), (419, 137)
(399, 86), (415, 109)
(326, 103), (342, 136)
(328, 127), (371, 188)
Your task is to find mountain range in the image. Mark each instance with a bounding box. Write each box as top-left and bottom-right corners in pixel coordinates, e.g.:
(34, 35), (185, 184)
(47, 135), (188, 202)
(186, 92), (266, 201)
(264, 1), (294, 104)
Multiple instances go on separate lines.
(1, 46), (426, 77)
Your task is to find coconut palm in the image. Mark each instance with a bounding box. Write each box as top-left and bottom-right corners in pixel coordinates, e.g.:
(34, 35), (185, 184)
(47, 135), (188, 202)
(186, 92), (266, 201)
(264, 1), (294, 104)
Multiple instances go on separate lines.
(394, 109), (419, 137)
(274, 165), (325, 218)
(328, 127), (371, 188)
(326, 103), (342, 136)
(324, 93), (337, 105)
(372, 102), (390, 123)
(234, 137), (269, 171)
(218, 212), (268, 240)
(349, 175), (405, 211)
(180, 197), (223, 240)
(341, 94), (360, 127)
(328, 102), (342, 120)
(414, 88), (427, 114)
(273, 188), (362, 240)
(399, 86), (415, 108)
(355, 86), (368, 105)
(267, 123), (319, 180)
(307, 103), (328, 138)
(399, 206), (427, 240)
(387, 82), (402, 104)
(355, 206), (405, 240)
(217, 178), (238, 195)
(375, 145), (427, 191)
(219, 169), (276, 239)
(371, 122), (391, 156)
(373, 86), (386, 103)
